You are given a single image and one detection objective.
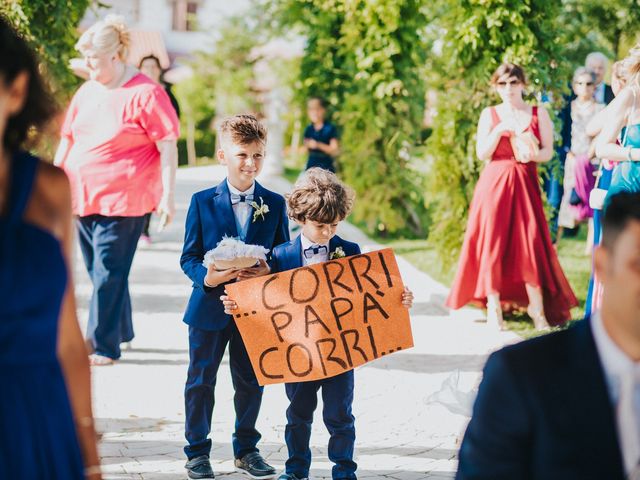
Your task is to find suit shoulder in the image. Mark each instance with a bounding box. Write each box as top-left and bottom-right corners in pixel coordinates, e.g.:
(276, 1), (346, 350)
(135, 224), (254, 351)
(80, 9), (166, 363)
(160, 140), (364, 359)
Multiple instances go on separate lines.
(335, 236), (361, 253)
(497, 325), (578, 372)
(273, 240), (294, 256)
(192, 186), (218, 201)
(259, 187), (286, 207)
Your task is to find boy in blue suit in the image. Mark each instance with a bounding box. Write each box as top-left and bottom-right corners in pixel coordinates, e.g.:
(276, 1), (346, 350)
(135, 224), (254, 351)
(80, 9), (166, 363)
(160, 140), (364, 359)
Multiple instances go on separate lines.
(223, 168), (413, 480)
(180, 115), (289, 479)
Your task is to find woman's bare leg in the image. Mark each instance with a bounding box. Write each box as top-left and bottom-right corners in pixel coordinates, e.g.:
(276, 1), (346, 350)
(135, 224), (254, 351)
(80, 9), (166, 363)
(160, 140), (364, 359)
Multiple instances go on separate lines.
(525, 284), (550, 331)
(486, 293), (505, 330)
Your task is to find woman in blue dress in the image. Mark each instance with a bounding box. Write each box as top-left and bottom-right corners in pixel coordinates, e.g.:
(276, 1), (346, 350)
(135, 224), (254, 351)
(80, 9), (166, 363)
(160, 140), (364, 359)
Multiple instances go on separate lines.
(583, 60), (630, 320)
(0, 17), (101, 479)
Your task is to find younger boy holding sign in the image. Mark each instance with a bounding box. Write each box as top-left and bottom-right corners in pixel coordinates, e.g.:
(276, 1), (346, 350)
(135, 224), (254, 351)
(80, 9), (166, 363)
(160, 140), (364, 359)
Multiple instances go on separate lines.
(180, 115), (289, 479)
(223, 168), (413, 480)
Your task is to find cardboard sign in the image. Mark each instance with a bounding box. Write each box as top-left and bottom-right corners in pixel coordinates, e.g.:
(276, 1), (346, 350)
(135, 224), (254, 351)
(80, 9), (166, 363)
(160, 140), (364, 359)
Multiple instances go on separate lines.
(226, 248), (413, 385)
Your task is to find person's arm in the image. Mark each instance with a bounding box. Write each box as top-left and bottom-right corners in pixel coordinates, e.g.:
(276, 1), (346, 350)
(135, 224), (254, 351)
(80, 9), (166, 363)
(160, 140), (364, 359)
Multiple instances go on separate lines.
(155, 139), (177, 227)
(475, 107), (513, 161)
(531, 106), (554, 163)
(274, 197), (290, 246)
(180, 195), (240, 291)
(308, 137), (340, 157)
(456, 350), (532, 479)
(586, 108), (607, 138)
(596, 87), (638, 161)
(52, 169), (101, 480)
(53, 138), (72, 168)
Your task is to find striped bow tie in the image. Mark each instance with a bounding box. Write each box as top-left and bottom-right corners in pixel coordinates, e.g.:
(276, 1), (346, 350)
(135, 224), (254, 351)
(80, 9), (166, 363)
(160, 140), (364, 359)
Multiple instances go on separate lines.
(303, 245), (328, 259)
(230, 193), (254, 205)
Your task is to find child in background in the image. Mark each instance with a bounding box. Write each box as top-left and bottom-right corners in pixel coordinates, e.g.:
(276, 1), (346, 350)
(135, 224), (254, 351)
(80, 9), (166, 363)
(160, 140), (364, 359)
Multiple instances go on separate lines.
(303, 97), (340, 173)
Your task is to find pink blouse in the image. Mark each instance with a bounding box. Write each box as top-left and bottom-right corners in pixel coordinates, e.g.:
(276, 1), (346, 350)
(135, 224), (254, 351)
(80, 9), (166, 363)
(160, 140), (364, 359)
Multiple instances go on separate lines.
(60, 73), (180, 217)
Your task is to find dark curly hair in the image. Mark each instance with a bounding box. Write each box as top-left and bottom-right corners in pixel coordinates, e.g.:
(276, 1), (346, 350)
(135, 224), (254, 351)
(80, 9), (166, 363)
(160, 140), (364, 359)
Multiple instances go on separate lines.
(0, 15), (56, 152)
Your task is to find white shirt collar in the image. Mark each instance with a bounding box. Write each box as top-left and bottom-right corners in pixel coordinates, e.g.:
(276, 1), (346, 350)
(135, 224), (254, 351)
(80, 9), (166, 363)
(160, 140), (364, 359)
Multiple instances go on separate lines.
(592, 311), (640, 399)
(227, 179), (255, 196)
(300, 233), (328, 250)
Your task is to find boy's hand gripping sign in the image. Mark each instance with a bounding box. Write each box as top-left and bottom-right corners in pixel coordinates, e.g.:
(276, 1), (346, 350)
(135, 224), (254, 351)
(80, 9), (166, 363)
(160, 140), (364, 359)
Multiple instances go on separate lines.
(225, 248), (414, 385)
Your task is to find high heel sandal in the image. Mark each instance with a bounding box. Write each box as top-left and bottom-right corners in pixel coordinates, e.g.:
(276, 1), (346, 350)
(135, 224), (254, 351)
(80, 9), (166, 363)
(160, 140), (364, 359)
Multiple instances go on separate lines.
(527, 306), (550, 331)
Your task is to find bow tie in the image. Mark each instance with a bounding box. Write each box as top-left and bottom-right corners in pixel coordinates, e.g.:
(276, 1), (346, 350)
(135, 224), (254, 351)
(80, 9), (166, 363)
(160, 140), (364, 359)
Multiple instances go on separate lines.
(303, 244), (328, 259)
(230, 193), (254, 205)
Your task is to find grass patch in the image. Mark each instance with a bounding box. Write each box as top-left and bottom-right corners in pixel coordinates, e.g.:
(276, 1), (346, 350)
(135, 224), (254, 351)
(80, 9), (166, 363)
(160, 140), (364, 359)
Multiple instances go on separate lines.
(381, 228), (592, 338)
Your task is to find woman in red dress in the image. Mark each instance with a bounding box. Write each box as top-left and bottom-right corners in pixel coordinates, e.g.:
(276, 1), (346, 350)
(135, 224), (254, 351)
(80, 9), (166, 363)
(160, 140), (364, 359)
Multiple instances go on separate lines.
(446, 63), (578, 330)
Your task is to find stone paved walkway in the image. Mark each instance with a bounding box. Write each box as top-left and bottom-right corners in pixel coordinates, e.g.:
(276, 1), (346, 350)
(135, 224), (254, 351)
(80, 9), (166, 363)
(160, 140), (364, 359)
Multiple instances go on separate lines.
(75, 166), (520, 480)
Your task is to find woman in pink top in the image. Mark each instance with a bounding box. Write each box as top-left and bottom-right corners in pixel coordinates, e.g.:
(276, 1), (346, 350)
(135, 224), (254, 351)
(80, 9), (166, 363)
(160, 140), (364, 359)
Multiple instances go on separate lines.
(55, 15), (180, 365)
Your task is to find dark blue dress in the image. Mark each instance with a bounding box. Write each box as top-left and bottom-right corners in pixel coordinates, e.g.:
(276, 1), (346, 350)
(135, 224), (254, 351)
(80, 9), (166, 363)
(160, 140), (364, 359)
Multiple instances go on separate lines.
(0, 152), (84, 478)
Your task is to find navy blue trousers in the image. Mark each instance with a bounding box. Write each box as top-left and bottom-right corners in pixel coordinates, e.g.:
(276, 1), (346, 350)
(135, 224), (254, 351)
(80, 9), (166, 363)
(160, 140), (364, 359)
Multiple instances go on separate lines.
(285, 371), (357, 479)
(77, 215), (144, 360)
(184, 323), (263, 460)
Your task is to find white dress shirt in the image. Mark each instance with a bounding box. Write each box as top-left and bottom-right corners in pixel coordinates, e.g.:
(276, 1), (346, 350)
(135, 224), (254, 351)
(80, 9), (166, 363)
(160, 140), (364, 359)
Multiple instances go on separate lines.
(592, 312), (640, 475)
(227, 180), (255, 231)
(300, 234), (329, 265)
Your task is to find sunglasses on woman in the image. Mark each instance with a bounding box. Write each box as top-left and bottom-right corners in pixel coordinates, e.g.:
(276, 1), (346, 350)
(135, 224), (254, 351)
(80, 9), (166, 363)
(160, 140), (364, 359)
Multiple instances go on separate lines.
(497, 80), (521, 87)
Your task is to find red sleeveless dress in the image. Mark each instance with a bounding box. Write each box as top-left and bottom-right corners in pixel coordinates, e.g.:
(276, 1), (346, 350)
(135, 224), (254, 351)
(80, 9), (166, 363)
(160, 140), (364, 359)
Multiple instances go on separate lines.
(445, 106), (578, 326)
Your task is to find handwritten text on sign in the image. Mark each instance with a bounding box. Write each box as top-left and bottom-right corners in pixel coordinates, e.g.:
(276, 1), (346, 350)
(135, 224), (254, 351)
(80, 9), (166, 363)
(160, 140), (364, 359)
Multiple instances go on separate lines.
(226, 248), (414, 385)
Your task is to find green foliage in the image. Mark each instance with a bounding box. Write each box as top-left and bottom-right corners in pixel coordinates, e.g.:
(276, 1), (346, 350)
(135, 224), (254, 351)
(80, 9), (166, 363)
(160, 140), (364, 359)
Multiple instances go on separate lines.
(271, 0), (430, 236)
(560, 0), (640, 60)
(424, 0), (570, 268)
(1, 0), (91, 97)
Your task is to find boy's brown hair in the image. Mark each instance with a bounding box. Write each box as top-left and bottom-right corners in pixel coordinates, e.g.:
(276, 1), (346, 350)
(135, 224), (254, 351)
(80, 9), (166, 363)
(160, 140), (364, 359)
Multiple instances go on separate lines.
(287, 168), (355, 223)
(218, 114), (267, 146)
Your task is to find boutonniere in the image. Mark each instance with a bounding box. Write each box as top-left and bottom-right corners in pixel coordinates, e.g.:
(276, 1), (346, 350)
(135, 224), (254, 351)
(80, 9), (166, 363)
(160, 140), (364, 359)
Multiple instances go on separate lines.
(250, 196), (270, 222)
(329, 246), (346, 259)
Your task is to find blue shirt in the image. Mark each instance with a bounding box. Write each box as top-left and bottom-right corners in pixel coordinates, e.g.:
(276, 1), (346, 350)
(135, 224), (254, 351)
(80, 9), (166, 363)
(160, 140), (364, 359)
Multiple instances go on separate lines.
(304, 122), (338, 170)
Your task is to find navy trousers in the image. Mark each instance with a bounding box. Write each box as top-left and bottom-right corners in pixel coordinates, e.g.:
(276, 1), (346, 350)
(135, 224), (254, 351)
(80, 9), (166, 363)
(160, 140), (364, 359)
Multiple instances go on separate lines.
(76, 215), (144, 360)
(285, 371), (357, 479)
(184, 323), (263, 460)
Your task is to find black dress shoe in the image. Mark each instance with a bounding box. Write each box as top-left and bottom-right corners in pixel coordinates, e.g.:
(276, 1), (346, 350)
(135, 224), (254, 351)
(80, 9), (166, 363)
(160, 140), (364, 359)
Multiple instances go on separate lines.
(234, 452), (276, 479)
(185, 455), (214, 479)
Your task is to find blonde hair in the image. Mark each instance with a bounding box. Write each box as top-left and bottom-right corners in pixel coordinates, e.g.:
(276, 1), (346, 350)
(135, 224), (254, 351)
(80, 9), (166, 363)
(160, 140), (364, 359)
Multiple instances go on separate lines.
(624, 43), (640, 85)
(286, 168), (355, 223)
(612, 60), (630, 84)
(75, 15), (130, 61)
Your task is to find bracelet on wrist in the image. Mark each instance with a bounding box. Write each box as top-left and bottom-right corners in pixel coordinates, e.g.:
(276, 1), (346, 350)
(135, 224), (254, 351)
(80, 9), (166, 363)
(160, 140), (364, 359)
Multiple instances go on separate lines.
(628, 147), (635, 161)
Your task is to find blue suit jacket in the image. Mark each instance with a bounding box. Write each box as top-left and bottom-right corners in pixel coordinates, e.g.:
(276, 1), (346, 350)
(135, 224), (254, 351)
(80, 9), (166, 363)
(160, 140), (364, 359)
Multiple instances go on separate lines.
(270, 234), (361, 273)
(180, 180), (289, 331)
(457, 319), (625, 480)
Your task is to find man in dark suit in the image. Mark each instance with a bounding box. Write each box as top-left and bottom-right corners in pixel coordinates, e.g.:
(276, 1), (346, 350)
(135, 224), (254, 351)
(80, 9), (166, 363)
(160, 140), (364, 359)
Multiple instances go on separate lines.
(456, 191), (640, 479)
(587, 51), (615, 105)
